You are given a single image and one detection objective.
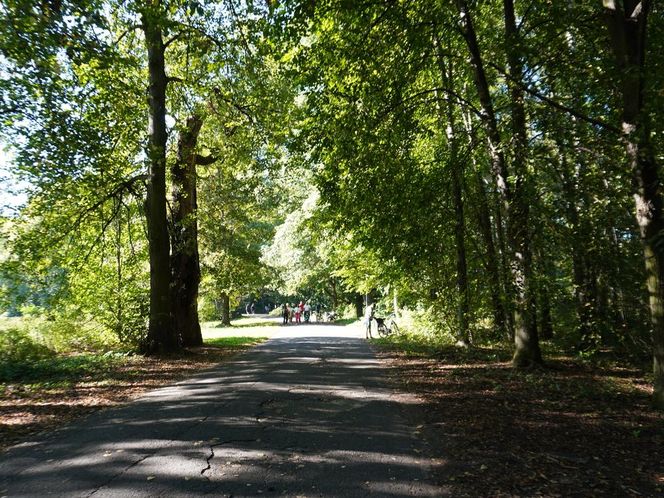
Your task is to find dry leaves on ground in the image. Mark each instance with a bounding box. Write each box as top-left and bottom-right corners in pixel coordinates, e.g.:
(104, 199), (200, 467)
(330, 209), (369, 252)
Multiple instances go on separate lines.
(0, 346), (249, 453)
(377, 345), (664, 497)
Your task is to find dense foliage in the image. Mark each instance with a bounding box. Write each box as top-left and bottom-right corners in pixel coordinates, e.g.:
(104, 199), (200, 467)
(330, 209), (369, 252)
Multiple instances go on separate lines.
(1, 0), (663, 407)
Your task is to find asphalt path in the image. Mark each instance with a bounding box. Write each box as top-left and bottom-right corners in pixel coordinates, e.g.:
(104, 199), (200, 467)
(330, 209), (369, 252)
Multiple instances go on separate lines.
(0, 321), (444, 497)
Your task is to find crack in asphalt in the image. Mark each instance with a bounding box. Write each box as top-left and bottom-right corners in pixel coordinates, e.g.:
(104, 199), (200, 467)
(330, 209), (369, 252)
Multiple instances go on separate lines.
(86, 453), (151, 497)
(87, 413), (217, 495)
(200, 439), (259, 478)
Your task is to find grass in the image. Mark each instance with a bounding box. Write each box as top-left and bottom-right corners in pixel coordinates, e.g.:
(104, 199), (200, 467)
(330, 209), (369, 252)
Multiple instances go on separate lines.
(205, 336), (268, 348)
(212, 317), (280, 328)
(0, 352), (131, 386)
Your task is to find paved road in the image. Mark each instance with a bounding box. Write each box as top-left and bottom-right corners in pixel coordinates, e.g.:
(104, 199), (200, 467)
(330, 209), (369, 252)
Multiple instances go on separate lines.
(0, 323), (444, 497)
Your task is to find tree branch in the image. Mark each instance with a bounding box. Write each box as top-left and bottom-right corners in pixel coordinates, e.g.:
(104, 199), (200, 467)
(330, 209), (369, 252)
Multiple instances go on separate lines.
(61, 173), (149, 244)
(164, 31), (184, 48)
(212, 87), (255, 124)
(166, 76), (184, 85)
(114, 24), (142, 46)
(377, 86), (483, 122)
(486, 61), (621, 134)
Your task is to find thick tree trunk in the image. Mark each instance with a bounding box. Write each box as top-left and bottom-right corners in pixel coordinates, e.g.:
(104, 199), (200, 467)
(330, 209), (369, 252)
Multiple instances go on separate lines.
(604, 0), (663, 408)
(220, 292), (231, 326)
(171, 115), (204, 347)
(457, 0), (541, 365)
(142, 3), (178, 353)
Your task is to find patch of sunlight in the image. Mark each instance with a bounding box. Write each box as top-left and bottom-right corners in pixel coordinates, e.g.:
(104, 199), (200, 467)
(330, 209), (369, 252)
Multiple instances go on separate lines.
(201, 317), (280, 340)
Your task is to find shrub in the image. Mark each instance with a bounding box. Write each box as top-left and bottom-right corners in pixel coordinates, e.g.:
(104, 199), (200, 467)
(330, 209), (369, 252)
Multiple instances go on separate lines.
(36, 314), (120, 353)
(0, 326), (55, 364)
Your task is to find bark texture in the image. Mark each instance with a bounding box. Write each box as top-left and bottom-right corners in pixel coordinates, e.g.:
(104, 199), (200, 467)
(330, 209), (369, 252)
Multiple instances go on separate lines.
(171, 115), (204, 347)
(502, 0), (541, 366)
(220, 292), (231, 326)
(142, 2), (178, 353)
(604, 0), (663, 408)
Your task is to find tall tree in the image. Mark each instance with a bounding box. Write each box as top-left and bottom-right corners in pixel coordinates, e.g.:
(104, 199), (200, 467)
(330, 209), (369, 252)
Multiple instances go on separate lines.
(456, 0), (542, 365)
(170, 115), (217, 347)
(141, 1), (178, 353)
(603, 0), (663, 408)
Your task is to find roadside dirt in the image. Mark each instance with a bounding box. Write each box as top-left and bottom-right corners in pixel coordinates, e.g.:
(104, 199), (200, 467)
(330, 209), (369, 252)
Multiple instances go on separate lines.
(376, 345), (664, 497)
(0, 346), (248, 453)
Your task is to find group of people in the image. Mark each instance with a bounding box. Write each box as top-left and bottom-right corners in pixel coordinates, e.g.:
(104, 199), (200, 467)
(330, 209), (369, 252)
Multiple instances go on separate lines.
(281, 301), (312, 324)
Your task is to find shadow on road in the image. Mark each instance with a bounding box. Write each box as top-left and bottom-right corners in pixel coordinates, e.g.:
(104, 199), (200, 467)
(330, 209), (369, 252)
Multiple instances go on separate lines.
(1, 336), (443, 497)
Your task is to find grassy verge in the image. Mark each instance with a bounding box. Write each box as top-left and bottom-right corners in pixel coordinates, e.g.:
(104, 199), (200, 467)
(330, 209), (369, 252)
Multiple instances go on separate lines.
(371, 333), (664, 497)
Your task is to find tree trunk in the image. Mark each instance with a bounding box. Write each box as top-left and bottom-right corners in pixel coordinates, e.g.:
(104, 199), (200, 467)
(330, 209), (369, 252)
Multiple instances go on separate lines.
(452, 157), (471, 347)
(115, 198), (123, 341)
(456, 0), (541, 365)
(354, 292), (363, 319)
(535, 246), (554, 340)
(330, 279), (338, 310)
(142, 2), (178, 353)
(220, 292), (231, 326)
(171, 115), (204, 347)
(494, 194), (515, 339)
(559, 149), (594, 340)
(462, 111), (508, 338)
(604, 0), (663, 408)
(502, 0), (541, 366)
(435, 37), (470, 346)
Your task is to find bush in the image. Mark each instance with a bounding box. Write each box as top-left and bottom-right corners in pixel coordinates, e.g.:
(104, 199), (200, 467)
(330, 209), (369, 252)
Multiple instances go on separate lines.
(0, 326), (55, 364)
(198, 295), (220, 322)
(36, 314), (120, 353)
(396, 305), (457, 344)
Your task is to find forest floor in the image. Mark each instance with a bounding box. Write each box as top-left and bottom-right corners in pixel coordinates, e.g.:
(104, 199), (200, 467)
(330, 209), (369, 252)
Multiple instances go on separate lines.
(0, 334), (268, 453)
(374, 338), (664, 497)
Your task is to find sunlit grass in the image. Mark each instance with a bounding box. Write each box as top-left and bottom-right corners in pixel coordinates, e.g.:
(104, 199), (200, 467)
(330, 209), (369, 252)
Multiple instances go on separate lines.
(206, 316), (279, 328)
(201, 317), (280, 341)
(204, 336), (268, 348)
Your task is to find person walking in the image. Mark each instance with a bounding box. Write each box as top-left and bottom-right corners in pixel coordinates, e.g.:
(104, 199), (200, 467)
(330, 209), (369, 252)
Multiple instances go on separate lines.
(282, 303), (289, 325)
(364, 303), (374, 339)
(303, 302), (311, 323)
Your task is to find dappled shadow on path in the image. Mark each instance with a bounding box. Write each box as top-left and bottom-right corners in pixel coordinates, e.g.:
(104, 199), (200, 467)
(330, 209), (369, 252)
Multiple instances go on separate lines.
(0, 336), (443, 497)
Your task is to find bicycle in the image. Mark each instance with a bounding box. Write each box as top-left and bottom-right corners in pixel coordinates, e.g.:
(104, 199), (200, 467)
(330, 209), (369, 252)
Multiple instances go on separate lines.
(374, 313), (399, 337)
